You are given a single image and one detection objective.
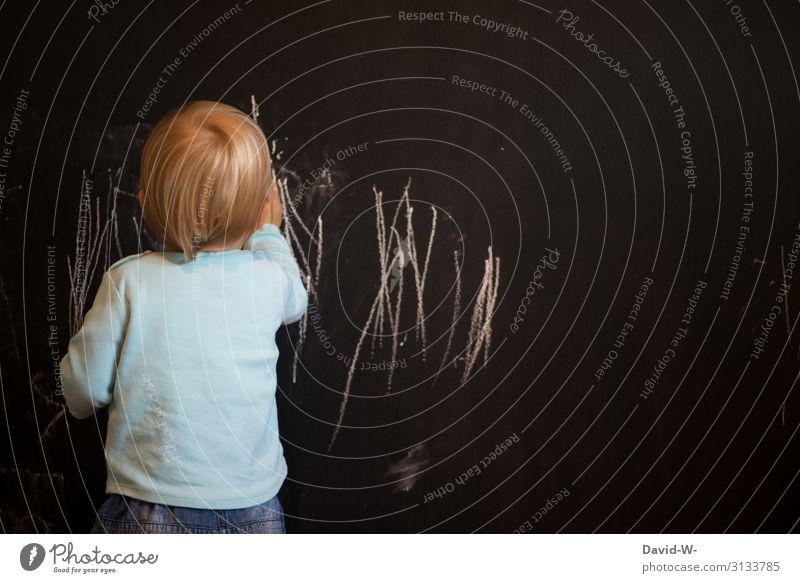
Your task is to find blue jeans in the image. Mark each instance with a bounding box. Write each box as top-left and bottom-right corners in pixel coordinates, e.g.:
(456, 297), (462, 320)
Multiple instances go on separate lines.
(90, 493), (286, 534)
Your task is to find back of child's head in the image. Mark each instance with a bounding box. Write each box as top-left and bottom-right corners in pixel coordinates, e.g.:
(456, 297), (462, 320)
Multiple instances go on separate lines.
(139, 100), (272, 261)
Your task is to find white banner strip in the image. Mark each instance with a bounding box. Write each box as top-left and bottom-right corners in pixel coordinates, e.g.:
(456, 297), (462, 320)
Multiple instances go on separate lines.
(1, 534), (797, 582)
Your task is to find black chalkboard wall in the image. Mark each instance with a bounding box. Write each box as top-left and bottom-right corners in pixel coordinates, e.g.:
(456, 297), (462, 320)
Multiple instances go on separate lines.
(1, 0), (799, 533)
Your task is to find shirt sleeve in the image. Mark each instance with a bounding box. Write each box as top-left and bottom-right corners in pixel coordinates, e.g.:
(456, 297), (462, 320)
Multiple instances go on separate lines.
(59, 270), (128, 419)
(243, 223), (309, 324)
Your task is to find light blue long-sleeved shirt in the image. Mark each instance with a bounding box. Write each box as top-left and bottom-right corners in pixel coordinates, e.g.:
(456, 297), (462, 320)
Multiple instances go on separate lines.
(60, 223), (308, 509)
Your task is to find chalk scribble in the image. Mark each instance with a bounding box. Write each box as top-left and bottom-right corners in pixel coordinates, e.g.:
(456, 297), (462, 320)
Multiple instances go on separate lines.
(68, 171), (123, 335)
(325, 178), (500, 451)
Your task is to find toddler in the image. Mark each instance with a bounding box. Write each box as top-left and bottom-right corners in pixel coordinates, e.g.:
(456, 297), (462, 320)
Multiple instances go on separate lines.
(60, 100), (308, 533)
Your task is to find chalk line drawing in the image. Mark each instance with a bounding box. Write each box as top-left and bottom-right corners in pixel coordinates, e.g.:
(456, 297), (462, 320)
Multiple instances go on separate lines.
(461, 246), (500, 383)
(388, 236), (412, 293)
(327, 178), (433, 450)
(250, 94), (260, 123)
(432, 249), (462, 388)
(272, 169), (324, 384)
(68, 171), (123, 335)
(325, 178), (500, 451)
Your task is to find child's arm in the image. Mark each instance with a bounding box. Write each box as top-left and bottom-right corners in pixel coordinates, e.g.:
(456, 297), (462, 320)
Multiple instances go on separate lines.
(59, 270), (127, 419)
(243, 223), (309, 325)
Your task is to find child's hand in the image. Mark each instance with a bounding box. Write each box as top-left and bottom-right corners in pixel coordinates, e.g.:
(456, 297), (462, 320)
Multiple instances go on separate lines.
(258, 181), (283, 228)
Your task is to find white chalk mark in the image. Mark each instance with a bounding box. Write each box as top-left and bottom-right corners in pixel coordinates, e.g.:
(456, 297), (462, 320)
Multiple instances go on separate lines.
(292, 272), (311, 384)
(38, 408), (65, 443)
(249, 94), (260, 123)
(314, 216), (323, 291)
(328, 178), (448, 449)
(413, 205), (437, 359)
(30, 370), (63, 409)
(328, 183), (412, 450)
(387, 236), (412, 294)
(282, 174), (318, 242)
(432, 249), (462, 387)
(485, 254), (500, 363)
(461, 247), (500, 383)
(328, 180), (485, 449)
(386, 226), (404, 393)
(68, 171), (122, 335)
(291, 216), (323, 383)
(328, 281), (382, 451)
(371, 187), (387, 357)
(386, 443), (428, 494)
(274, 167), (323, 383)
(406, 204), (421, 345)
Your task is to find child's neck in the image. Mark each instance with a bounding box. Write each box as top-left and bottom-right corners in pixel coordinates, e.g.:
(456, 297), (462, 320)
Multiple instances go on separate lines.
(198, 240), (244, 252)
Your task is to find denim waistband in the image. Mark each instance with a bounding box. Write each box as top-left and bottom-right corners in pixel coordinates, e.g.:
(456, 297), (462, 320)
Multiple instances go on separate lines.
(90, 493), (286, 534)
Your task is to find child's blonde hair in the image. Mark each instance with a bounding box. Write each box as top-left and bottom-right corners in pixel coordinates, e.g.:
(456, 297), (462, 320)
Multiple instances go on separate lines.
(139, 100), (272, 261)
